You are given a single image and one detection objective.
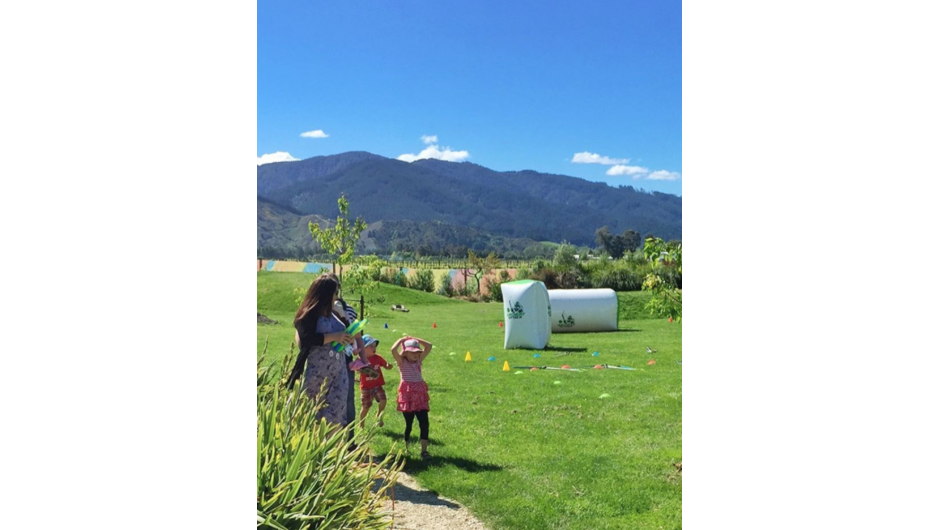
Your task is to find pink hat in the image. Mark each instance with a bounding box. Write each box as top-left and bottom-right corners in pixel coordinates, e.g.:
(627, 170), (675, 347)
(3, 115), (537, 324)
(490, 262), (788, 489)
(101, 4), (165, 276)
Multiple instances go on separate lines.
(402, 338), (422, 353)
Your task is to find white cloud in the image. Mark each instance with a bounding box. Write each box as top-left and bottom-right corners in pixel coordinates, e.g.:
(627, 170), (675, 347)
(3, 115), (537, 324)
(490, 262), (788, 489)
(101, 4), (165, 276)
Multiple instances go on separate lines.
(421, 135), (438, 144)
(647, 170), (682, 181)
(606, 165), (649, 177)
(257, 151), (299, 165)
(398, 144), (470, 163)
(300, 129), (329, 138)
(571, 151), (629, 165)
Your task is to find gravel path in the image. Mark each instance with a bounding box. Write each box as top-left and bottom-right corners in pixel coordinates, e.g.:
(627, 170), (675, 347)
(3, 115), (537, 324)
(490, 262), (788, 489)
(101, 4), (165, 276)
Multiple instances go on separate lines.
(378, 471), (489, 530)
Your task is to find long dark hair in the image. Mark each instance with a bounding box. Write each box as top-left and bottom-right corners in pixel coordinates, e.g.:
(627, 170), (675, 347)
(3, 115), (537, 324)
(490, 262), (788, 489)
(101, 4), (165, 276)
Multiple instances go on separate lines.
(287, 273), (341, 390)
(294, 273), (340, 324)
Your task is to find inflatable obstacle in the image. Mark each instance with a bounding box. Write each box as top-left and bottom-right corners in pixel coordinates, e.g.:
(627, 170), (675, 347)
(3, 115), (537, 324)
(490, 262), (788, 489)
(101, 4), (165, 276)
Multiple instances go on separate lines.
(547, 288), (618, 333)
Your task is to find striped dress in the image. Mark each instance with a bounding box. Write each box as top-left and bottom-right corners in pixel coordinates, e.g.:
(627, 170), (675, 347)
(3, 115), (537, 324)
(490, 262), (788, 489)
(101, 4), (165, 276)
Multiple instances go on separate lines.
(396, 358), (430, 412)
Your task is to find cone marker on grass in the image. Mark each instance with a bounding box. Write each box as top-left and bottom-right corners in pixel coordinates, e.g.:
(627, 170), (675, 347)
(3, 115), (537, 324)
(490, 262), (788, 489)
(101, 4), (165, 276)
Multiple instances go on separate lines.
(503, 361), (510, 372)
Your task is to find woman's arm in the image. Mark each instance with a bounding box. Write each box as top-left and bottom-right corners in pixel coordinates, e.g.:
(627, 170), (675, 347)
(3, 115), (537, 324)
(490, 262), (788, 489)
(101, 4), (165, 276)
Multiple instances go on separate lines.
(296, 317), (354, 349)
(325, 332), (353, 346)
(302, 329), (352, 348)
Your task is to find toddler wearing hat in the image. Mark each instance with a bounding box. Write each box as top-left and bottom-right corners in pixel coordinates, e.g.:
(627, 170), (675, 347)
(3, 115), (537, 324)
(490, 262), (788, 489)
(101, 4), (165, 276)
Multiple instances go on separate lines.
(358, 334), (393, 429)
(391, 336), (434, 460)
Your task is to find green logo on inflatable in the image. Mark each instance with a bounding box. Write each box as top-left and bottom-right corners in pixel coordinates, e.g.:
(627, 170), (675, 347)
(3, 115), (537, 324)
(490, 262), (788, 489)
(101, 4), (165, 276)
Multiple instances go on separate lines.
(506, 300), (525, 319)
(558, 312), (575, 328)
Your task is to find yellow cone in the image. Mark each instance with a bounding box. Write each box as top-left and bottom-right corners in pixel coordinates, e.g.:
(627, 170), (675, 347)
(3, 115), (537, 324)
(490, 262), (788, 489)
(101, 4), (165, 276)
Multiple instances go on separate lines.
(503, 360), (510, 371)
(465, 352), (472, 362)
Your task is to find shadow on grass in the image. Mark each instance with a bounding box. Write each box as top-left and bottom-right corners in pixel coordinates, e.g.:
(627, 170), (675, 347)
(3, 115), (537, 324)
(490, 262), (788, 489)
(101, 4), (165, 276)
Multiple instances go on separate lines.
(402, 454), (504, 474)
(375, 430), (448, 447)
(370, 477), (463, 509)
(541, 346), (588, 353)
(371, 451), (504, 475)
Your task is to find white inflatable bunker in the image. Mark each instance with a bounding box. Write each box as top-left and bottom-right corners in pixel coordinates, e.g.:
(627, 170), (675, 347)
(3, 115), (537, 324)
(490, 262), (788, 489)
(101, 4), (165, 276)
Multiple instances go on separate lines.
(548, 288), (618, 333)
(501, 280), (551, 349)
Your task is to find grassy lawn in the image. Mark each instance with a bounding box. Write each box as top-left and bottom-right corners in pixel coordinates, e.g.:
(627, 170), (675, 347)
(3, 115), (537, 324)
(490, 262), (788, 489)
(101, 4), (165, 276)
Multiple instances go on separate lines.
(258, 271), (682, 530)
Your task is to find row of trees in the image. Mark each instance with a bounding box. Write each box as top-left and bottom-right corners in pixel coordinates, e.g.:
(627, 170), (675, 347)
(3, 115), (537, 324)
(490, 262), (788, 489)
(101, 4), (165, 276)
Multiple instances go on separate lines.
(260, 234), (665, 264)
(305, 194), (680, 319)
(595, 226), (642, 259)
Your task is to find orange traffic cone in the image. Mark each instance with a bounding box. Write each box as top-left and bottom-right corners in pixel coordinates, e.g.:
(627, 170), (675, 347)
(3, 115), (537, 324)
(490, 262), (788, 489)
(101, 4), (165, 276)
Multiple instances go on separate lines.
(499, 321), (503, 327)
(432, 322), (437, 329)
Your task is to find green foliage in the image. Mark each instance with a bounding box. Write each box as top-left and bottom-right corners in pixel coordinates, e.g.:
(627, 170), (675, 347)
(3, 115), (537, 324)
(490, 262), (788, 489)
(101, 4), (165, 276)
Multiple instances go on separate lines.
(468, 250), (501, 294)
(527, 267), (560, 289)
(512, 267), (532, 281)
(592, 267), (644, 291)
(549, 242), (583, 288)
(436, 271), (455, 297)
(595, 226), (642, 259)
(522, 243), (555, 259)
(484, 269), (512, 302)
(552, 241), (578, 272)
(623, 230), (642, 253)
(308, 194), (367, 280)
(259, 153), (682, 253)
(258, 277), (682, 530)
(408, 269), (436, 293)
(642, 237), (682, 322)
(343, 255), (385, 300)
(577, 258), (647, 291)
(257, 350), (403, 530)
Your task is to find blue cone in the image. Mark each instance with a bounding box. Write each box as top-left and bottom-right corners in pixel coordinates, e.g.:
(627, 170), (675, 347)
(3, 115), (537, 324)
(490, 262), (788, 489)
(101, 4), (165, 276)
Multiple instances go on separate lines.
(592, 351), (600, 357)
(384, 323), (388, 328)
(533, 353), (541, 358)
(487, 356), (496, 361)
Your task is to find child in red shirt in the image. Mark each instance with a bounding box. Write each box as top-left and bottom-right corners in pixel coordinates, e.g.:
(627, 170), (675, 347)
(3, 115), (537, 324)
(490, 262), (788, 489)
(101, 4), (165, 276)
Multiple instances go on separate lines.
(358, 334), (392, 429)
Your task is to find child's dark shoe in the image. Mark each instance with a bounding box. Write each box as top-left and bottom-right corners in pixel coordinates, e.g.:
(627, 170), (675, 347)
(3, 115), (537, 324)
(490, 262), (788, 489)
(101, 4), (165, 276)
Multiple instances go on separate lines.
(420, 451), (431, 461)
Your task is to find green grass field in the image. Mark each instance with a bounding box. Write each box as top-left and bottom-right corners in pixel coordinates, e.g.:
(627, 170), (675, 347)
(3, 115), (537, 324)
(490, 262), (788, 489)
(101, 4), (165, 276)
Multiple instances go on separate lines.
(258, 272), (682, 529)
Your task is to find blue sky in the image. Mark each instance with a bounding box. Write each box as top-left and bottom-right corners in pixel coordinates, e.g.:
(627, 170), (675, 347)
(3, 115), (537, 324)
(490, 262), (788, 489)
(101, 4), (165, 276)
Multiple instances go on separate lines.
(258, 0), (681, 196)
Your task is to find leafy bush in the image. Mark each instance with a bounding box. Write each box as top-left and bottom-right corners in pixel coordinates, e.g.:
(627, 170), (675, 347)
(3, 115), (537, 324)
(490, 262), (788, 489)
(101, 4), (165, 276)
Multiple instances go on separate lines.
(513, 267), (532, 281)
(436, 271), (455, 297)
(456, 292), (487, 303)
(485, 270), (512, 302)
(527, 268), (560, 289)
(408, 269), (435, 293)
(577, 257), (660, 292)
(591, 268), (644, 291)
(257, 350), (403, 530)
(654, 264), (682, 289)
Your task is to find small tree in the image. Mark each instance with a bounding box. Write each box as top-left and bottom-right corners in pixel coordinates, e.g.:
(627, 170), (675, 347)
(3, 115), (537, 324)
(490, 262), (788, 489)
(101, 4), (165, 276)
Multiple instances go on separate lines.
(408, 269), (436, 293)
(553, 242), (579, 289)
(553, 241), (578, 272)
(343, 255), (383, 293)
(596, 226), (640, 259)
(468, 250), (501, 295)
(642, 237), (682, 322)
(623, 230), (641, 253)
(341, 254), (386, 316)
(486, 269), (512, 302)
(309, 194), (367, 283)
(436, 271), (455, 297)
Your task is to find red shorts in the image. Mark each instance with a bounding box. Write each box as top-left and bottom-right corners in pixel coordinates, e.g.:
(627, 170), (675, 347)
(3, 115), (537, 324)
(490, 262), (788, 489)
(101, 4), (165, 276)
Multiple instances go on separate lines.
(361, 386), (387, 407)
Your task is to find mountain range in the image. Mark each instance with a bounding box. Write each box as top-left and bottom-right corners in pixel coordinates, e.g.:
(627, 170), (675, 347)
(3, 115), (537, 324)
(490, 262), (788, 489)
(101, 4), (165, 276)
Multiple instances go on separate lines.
(257, 152), (681, 258)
